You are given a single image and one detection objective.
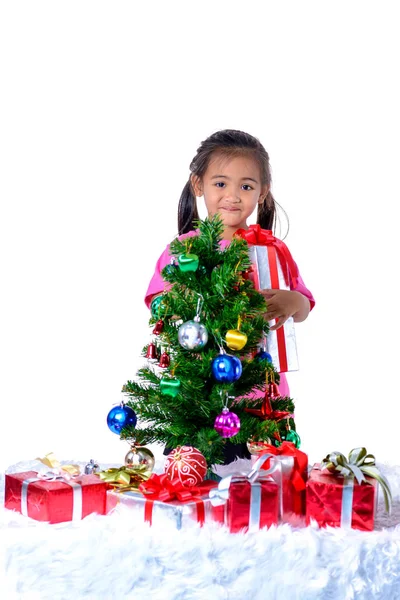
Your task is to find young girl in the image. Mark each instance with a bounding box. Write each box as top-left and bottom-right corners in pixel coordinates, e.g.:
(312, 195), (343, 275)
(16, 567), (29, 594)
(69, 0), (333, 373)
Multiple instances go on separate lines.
(145, 129), (315, 459)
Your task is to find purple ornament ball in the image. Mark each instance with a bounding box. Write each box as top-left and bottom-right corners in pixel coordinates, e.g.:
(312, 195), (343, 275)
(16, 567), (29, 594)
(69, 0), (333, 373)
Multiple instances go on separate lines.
(214, 408), (241, 438)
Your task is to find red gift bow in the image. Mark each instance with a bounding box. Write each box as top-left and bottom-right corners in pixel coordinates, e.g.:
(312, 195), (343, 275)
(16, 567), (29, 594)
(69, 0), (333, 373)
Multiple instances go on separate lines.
(139, 474), (216, 526)
(234, 224), (299, 289)
(258, 441), (307, 493)
(139, 473), (204, 502)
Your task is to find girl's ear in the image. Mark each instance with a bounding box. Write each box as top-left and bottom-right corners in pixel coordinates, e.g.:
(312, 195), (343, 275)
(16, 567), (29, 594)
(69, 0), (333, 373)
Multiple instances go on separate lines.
(258, 185), (270, 204)
(191, 174), (203, 197)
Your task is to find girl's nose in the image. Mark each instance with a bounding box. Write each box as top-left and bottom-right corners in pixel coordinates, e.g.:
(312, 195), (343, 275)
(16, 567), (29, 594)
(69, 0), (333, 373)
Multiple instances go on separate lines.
(223, 188), (240, 202)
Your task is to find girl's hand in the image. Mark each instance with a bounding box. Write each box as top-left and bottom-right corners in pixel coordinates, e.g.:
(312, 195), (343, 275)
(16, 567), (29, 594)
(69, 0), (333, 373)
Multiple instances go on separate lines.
(260, 289), (310, 330)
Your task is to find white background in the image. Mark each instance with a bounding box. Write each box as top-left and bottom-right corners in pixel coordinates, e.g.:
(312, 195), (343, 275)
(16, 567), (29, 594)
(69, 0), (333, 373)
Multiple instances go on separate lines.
(1, 1), (399, 471)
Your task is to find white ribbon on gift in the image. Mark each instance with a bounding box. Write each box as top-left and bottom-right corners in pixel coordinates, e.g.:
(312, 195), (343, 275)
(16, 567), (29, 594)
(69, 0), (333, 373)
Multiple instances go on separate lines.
(313, 465), (355, 529)
(21, 471), (83, 521)
(340, 477), (354, 528)
(209, 453), (283, 532)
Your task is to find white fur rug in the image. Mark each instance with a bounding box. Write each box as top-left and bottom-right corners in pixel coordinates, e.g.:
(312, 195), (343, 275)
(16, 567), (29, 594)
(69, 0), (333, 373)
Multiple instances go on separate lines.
(3, 459), (400, 600)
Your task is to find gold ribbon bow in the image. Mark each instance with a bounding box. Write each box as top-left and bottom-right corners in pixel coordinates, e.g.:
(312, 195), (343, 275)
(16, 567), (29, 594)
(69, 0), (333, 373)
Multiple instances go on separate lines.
(322, 447), (392, 513)
(97, 465), (152, 492)
(36, 452), (81, 478)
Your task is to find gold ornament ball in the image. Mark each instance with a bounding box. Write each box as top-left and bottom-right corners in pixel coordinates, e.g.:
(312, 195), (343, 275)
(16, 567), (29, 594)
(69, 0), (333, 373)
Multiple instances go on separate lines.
(124, 446), (155, 472)
(246, 438), (272, 456)
(226, 329), (248, 351)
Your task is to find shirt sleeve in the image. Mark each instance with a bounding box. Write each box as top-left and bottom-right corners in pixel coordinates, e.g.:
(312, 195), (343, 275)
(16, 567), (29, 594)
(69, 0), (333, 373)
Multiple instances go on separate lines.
(144, 230), (200, 309)
(291, 260), (315, 310)
(144, 244), (173, 308)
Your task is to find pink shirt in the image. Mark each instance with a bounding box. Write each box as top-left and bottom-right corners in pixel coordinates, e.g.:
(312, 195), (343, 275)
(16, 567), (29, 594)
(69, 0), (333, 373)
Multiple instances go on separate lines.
(145, 229), (315, 397)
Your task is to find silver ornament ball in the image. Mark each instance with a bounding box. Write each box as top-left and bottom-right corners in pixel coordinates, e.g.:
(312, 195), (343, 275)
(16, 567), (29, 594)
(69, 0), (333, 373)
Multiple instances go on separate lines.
(178, 319), (208, 350)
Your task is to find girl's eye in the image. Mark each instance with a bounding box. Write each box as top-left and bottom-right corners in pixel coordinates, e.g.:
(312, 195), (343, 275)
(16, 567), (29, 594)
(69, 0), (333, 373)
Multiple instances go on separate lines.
(215, 182), (253, 190)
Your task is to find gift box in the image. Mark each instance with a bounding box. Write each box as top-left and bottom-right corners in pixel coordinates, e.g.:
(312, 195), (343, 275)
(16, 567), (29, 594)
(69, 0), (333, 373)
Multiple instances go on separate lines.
(251, 441), (308, 524)
(5, 470), (107, 524)
(306, 448), (392, 532)
(237, 225), (299, 373)
(106, 475), (217, 530)
(209, 454), (279, 533)
(306, 466), (378, 531)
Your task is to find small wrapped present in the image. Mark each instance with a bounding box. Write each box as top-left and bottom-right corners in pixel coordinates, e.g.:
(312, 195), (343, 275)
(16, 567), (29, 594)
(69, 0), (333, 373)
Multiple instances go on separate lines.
(306, 448), (392, 532)
(106, 473), (217, 529)
(251, 441), (308, 523)
(209, 454), (279, 533)
(235, 224), (299, 372)
(5, 455), (107, 524)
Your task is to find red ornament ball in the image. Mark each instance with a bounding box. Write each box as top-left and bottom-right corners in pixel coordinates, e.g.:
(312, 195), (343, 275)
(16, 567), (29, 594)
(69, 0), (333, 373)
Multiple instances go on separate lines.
(164, 446), (207, 487)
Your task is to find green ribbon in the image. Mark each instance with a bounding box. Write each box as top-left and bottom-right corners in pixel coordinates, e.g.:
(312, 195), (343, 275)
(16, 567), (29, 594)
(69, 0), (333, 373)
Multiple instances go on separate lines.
(322, 447), (392, 513)
(97, 465), (152, 492)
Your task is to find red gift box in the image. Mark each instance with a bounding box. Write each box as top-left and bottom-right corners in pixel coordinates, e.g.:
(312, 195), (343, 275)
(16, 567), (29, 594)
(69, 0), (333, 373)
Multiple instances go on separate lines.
(254, 441), (308, 523)
(306, 466), (378, 532)
(211, 478), (278, 533)
(235, 225), (299, 372)
(209, 455), (279, 533)
(5, 470), (107, 524)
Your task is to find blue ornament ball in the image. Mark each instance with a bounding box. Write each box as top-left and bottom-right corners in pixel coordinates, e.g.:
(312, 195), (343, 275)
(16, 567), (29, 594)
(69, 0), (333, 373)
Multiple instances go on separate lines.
(107, 405), (137, 435)
(211, 354), (242, 383)
(255, 351), (272, 363)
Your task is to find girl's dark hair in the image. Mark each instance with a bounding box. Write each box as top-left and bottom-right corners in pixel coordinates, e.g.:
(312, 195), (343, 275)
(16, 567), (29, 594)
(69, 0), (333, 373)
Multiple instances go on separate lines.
(178, 129), (288, 236)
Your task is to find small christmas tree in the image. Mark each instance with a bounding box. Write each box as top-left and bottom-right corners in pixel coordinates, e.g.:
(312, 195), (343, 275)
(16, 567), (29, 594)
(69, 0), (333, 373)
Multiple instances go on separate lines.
(122, 216), (297, 473)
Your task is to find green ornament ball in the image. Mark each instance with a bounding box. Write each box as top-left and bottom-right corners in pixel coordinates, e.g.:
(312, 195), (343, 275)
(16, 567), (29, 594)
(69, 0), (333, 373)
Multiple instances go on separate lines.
(284, 429), (301, 448)
(178, 253), (199, 272)
(160, 376), (181, 397)
(151, 295), (170, 318)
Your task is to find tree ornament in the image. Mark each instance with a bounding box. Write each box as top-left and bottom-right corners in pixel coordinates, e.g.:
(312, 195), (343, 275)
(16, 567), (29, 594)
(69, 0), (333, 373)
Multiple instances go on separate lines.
(245, 374), (291, 423)
(226, 316), (247, 350)
(178, 320), (208, 350)
(107, 403), (137, 435)
(178, 253), (199, 272)
(211, 352), (242, 382)
(164, 258), (178, 276)
(214, 407), (241, 438)
(160, 375), (181, 397)
(284, 428), (301, 448)
(178, 295), (208, 351)
(254, 334), (272, 363)
(225, 329), (247, 351)
(150, 295), (170, 318)
(146, 342), (158, 361)
(246, 438), (272, 455)
(164, 446), (207, 487)
(84, 459), (100, 474)
(159, 351), (170, 368)
(242, 265), (254, 280)
(267, 381), (281, 400)
(152, 319), (164, 335)
(254, 350), (272, 362)
(125, 444), (155, 471)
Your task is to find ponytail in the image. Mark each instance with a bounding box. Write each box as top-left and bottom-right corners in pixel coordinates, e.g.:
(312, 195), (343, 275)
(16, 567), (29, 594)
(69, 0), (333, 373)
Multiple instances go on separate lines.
(257, 191), (276, 231)
(178, 179), (200, 235)
(257, 191), (289, 238)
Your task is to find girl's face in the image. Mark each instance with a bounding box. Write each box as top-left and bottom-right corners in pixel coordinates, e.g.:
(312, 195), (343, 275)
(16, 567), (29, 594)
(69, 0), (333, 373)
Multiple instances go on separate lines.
(191, 153), (268, 234)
